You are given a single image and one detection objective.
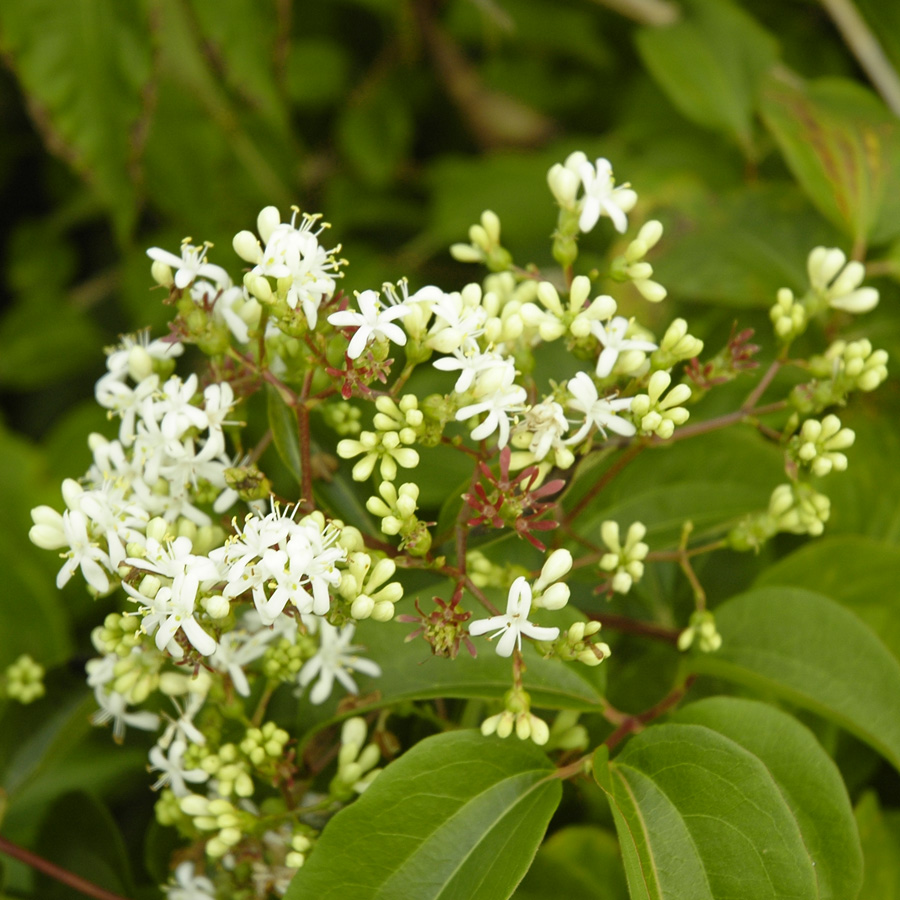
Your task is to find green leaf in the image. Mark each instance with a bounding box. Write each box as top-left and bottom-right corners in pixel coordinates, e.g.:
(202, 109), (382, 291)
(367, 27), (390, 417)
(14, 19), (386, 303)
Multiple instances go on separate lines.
(755, 535), (900, 661)
(597, 722), (819, 900)
(566, 429), (783, 549)
(0, 299), (104, 390)
(187, 0), (287, 134)
(635, 0), (777, 156)
(651, 183), (844, 307)
(266, 384), (302, 486)
(673, 697), (862, 900)
(688, 587), (900, 772)
(337, 78), (412, 189)
(759, 75), (900, 246)
(855, 791), (900, 900)
(285, 730), (561, 900)
(512, 825), (627, 900)
(34, 790), (135, 900)
(0, 0), (151, 239)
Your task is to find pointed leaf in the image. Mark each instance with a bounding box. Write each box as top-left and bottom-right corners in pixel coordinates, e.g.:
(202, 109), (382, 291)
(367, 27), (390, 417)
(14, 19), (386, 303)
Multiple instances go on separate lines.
(635, 0), (777, 155)
(266, 384), (302, 486)
(759, 75), (900, 245)
(673, 697), (862, 900)
(597, 722), (819, 900)
(688, 587), (900, 772)
(755, 535), (900, 661)
(285, 730), (561, 900)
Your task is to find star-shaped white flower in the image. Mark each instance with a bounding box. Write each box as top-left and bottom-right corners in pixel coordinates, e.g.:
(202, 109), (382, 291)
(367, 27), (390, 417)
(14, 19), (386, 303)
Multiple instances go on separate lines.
(565, 371), (635, 445)
(298, 621), (381, 704)
(577, 158), (638, 234)
(468, 576), (560, 657)
(592, 316), (658, 378)
(328, 289), (411, 359)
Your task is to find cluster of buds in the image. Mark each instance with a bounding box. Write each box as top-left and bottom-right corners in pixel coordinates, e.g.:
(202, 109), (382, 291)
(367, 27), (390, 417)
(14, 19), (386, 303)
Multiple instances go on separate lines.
(450, 210), (513, 272)
(2, 654), (45, 704)
(788, 415), (855, 477)
(556, 620), (610, 666)
(599, 521), (649, 595)
(365, 481), (431, 556)
(630, 371), (692, 439)
(610, 220), (668, 303)
(331, 717), (382, 799)
(677, 610), (722, 653)
(481, 686), (551, 746)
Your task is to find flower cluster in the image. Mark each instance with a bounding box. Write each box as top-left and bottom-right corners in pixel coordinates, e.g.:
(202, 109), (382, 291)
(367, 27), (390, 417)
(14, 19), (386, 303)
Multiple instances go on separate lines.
(26, 151), (887, 899)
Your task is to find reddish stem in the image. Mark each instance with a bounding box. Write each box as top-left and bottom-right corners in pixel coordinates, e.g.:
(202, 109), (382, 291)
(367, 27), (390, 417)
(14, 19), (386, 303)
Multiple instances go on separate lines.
(0, 835), (130, 900)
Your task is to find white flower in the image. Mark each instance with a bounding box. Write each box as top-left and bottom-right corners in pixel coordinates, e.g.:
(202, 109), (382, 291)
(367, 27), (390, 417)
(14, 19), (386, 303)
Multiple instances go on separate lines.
(298, 621), (381, 704)
(164, 861), (216, 900)
(148, 738), (209, 796)
(468, 576), (560, 657)
(592, 316), (658, 378)
(807, 246), (879, 313)
(577, 158), (638, 234)
(455, 362), (527, 448)
(328, 289), (411, 359)
(91, 686), (160, 742)
(52, 509), (113, 593)
(147, 240), (229, 291)
(565, 371), (636, 444)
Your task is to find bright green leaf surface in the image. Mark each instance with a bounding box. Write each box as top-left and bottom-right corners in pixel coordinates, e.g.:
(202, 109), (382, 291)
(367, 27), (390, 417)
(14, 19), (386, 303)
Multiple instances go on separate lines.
(285, 730), (561, 900)
(599, 723), (819, 900)
(673, 697), (862, 900)
(759, 75), (900, 245)
(756, 536), (900, 660)
(688, 587), (900, 772)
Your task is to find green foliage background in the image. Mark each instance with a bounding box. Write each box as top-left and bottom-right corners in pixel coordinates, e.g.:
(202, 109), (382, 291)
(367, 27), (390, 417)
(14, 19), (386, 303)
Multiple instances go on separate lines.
(1, 0), (900, 897)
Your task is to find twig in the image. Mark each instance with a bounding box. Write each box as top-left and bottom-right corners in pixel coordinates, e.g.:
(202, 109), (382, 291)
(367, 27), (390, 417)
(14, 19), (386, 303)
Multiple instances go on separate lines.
(0, 835), (130, 900)
(819, 0), (900, 116)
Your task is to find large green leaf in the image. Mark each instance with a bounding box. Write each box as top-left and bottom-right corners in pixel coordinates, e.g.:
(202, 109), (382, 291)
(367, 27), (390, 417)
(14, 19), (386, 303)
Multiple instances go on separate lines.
(595, 723), (820, 900)
(285, 730), (561, 900)
(34, 790), (134, 900)
(0, 0), (151, 239)
(635, 0), (777, 156)
(756, 536), (900, 660)
(759, 75), (900, 246)
(688, 587), (900, 772)
(673, 697), (862, 900)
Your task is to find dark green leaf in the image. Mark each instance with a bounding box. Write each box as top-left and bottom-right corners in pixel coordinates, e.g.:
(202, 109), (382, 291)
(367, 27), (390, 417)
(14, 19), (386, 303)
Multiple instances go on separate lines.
(0, 0), (151, 239)
(673, 697), (862, 900)
(759, 75), (900, 245)
(597, 722), (819, 900)
(285, 730), (561, 900)
(755, 535), (900, 660)
(266, 384), (302, 486)
(635, 0), (777, 156)
(35, 790), (134, 900)
(688, 587), (900, 772)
